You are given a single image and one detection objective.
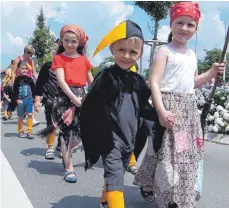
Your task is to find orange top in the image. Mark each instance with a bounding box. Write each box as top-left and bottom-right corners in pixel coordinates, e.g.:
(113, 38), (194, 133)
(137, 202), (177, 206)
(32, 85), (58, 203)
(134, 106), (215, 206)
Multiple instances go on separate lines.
(51, 54), (92, 86)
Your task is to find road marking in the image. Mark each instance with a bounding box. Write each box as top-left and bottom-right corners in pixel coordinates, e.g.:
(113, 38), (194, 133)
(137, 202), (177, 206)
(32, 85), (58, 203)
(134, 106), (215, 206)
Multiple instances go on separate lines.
(1, 150), (34, 208)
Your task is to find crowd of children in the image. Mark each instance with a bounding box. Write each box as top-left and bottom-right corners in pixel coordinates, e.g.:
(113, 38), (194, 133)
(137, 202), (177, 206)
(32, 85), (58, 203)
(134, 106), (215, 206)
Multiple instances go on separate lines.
(1, 2), (226, 208)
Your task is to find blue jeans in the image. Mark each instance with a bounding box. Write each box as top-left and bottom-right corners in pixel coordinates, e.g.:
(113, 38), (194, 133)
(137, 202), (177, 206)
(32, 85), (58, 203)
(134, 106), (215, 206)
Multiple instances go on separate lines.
(3, 100), (9, 111)
(17, 99), (33, 118)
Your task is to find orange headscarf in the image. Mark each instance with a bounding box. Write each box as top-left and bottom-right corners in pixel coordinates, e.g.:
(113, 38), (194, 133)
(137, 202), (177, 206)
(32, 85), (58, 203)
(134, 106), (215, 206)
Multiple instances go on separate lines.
(170, 2), (201, 24)
(60, 24), (89, 46)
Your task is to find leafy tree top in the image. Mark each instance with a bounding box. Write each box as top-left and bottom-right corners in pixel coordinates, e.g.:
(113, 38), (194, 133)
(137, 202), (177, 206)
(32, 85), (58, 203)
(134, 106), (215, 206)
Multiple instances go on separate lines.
(134, 1), (174, 22)
(198, 48), (229, 82)
(28, 6), (55, 69)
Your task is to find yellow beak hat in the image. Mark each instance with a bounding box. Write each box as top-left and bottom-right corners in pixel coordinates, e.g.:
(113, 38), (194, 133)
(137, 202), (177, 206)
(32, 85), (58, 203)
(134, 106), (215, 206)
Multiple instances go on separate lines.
(92, 19), (144, 58)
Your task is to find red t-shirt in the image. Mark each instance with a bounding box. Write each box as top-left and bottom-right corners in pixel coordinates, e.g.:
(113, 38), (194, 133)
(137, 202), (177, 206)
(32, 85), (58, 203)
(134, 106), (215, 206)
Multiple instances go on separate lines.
(51, 54), (92, 86)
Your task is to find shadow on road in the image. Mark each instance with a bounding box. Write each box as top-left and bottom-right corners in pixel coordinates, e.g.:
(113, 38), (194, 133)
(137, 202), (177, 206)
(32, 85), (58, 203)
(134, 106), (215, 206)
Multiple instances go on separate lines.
(27, 160), (64, 176)
(21, 147), (47, 157)
(2, 120), (18, 125)
(50, 195), (99, 208)
(124, 185), (158, 208)
(49, 185), (157, 208)
(4, 132), (19, 137)
(73, 158), (104, 170)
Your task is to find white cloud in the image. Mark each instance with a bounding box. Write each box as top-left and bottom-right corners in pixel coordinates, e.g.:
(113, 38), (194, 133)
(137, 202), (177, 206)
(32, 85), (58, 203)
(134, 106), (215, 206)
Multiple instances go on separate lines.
(158, 26), (170, 42)
(102, 2), (134, 25)
(50, 30), (57, 38)
(141, 44), (151, 70)
(195, 2), (229, 59)
(43, 2), (68, 23)
(198, 12), (225, 50)
(6, 32), (24, 47)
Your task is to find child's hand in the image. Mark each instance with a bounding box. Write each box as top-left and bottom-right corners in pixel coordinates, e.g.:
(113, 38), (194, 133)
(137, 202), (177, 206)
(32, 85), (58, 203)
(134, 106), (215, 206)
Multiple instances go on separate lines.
(17, 100), (23, 104)
(210, 61), (226, 78)
(7, 98), (11, 102)
(34, 101), (41, 112)
(72, 97), (82, 107)
(158, 110), (176, 129)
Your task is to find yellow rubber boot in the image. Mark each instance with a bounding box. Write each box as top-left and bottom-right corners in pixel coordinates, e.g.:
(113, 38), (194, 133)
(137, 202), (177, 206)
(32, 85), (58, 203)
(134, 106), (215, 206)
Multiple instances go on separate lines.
(27, 118), (33, 133)
(4, 111), (8, 118)
(128, 152), (136, 167)
(8, 111), (12, 118)
(107, 191), (125, 208)
(47, 130), (56, 147)
(18, 118), (24, 133)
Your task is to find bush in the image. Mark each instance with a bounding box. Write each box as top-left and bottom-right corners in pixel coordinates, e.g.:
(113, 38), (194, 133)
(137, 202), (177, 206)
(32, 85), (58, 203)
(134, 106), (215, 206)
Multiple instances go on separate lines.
(196, 86), (229, 134)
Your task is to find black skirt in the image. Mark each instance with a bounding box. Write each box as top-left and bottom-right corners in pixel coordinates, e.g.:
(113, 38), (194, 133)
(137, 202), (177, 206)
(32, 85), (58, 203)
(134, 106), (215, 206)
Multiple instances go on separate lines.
(52, 86), (86, 145)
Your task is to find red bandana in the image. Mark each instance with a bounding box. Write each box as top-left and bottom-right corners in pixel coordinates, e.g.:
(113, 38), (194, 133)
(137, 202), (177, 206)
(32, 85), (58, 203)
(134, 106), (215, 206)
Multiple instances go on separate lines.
(60, 24), (89, 46)
(170, 2), (201, 24)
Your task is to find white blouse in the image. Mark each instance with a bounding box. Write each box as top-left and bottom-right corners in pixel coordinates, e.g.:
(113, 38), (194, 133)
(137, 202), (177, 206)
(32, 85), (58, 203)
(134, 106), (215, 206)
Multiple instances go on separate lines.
(159, 45), (197, 94)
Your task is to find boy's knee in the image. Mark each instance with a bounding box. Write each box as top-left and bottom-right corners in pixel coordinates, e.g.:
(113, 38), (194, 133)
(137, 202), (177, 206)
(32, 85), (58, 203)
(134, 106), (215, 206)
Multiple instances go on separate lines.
(27, 113), (33, 117)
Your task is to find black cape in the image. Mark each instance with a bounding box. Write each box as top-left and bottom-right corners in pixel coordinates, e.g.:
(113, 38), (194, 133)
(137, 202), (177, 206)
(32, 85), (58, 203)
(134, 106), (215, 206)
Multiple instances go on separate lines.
(80, 64), (159, 170)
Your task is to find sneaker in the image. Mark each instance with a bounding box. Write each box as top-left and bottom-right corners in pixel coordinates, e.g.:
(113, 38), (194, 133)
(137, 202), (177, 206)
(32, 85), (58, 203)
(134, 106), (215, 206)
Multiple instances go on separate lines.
(8, 117), (13, 120)
(126, 165), (138, 175)
(18, 132), (27, 138)
(32, 120), (40, 127)
(3, 117), (8, 121)
(140, 187), (155, 202)
(27, 132), (35, 139)
(45, 149), (55, 160)
(100, 202), (109, 208)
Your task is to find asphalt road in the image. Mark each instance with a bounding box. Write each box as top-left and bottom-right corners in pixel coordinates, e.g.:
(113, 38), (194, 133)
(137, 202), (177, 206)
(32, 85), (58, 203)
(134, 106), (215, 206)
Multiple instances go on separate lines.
(1, 110), (229, 208)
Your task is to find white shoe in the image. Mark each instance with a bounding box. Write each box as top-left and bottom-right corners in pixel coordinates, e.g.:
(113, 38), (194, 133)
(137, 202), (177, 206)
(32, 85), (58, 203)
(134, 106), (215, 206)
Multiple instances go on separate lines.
(32, 120), (40, 126)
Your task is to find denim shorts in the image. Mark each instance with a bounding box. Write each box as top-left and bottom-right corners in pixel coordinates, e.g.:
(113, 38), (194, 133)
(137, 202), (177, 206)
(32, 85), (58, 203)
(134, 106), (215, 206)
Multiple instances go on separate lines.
(3, 100), (9, 111)
(17, 99), (33, 117)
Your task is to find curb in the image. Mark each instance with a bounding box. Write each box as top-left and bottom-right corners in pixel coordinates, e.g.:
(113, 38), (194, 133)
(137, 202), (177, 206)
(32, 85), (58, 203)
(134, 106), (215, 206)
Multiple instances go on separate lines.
(204, 132), (229, 145)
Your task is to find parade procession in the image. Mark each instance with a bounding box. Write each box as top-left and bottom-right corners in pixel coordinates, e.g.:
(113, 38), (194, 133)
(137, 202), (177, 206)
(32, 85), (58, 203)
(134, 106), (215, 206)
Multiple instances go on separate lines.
(1, 1), (229, 208)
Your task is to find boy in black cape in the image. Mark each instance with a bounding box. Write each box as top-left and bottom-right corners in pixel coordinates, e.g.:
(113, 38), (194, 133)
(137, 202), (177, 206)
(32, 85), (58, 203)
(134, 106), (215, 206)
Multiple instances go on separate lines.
(80, 20), (158, 208)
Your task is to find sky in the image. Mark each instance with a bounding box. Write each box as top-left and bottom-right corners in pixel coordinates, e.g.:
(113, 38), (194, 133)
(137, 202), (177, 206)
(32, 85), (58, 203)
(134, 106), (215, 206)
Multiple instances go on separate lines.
(1, 0), (229, 70)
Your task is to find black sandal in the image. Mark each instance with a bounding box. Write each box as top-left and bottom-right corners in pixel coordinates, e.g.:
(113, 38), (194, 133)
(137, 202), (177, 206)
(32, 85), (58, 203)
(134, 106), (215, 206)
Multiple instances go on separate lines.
(140, 187), (155, 202)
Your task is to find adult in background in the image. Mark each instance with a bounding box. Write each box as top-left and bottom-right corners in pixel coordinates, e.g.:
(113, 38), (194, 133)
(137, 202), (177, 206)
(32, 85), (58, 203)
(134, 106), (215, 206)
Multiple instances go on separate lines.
(11, 44), (40, 126)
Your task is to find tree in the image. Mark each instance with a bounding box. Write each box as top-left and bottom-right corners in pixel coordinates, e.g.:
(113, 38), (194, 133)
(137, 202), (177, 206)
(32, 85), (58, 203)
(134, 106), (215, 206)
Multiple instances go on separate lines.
(91, 66), (102, 77)
(140, 68), (149, 81)
(102, 56), (115, 63)
(28, 6), (55, 69)
(198, 48), (229, 82)
(134, 1), (175, 40)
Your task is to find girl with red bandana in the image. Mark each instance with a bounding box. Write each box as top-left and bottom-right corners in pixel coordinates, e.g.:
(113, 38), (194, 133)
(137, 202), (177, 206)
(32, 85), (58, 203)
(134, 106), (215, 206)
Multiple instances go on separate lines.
(134, 2), (226, 208)
(38, 24), (93, 183)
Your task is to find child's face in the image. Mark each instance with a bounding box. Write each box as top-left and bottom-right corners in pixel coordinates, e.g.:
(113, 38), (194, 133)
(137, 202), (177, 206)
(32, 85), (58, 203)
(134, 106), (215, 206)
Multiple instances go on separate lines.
(171, 15), (197, 43)
(61, 32), (79, 54)
(24, 50), (34, 59)
(51, 43), (59, 57)
(110, 38), (143, 70)
(7, 81), (12, 86)
(19, 65), (28, 76)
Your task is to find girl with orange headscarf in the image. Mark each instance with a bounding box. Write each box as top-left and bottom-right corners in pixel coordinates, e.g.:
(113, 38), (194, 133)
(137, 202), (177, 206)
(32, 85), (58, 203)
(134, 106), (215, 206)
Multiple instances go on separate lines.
(134, 2), (226, 208)
(37, 24), (93, 183)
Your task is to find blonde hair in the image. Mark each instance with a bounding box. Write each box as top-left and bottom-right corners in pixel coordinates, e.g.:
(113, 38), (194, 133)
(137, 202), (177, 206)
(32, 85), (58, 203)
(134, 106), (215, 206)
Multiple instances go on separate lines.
(110, 36), (144, 55)
(24, 45), (35, 54)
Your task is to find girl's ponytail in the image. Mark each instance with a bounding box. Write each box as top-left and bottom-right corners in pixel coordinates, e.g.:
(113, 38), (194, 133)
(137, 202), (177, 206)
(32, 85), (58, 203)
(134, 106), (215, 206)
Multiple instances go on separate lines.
(56, 45), (65, 55)
(168, 32), (173, 43)
(77, 46), (85, 55)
